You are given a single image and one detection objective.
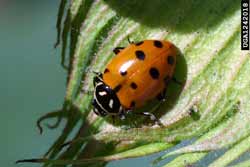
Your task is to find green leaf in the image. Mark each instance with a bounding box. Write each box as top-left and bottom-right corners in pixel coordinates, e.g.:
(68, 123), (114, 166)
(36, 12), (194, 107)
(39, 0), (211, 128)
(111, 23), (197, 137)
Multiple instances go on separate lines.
(18, 0), (250, 167)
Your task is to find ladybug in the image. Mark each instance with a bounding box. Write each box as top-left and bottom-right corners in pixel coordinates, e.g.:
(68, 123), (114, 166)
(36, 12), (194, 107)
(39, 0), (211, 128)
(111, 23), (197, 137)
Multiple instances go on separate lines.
(92, 40), (178, 122)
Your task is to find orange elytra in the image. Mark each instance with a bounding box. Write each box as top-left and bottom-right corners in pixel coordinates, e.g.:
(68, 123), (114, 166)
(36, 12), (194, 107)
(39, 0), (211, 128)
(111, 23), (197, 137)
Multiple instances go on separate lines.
(92, 39), (178, 122)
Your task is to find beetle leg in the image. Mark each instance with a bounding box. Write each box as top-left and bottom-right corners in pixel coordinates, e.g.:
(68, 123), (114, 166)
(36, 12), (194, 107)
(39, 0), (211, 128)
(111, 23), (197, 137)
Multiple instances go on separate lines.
(164, 75), (183, 86)
(92, 71), (102, 76)
(127, 36), (134, 44)
(172, 77), (182, 86)
(92, 71), (103, 80)
(135, 112), (163, 126)
(156, 88), (166, 102)
(93, 74), (103, 86)
(112, 115), (116, 124)
(84, 67), (102, 76)
(119, 109), (126, 120)
(113, 47), (125, 55)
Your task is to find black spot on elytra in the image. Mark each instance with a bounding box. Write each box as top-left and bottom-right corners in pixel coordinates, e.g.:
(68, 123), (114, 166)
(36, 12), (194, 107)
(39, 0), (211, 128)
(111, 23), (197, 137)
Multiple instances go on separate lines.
(130, 82), (137, 89)
(113, 84), (122, 92)
(130, 101), (135, 108)
(104, 68), (109, 73)
(120, 71), (127, 76)
(149, 67), (160, 79)
(135, 50), (145, 60)
(154, 40), (163, 48)
(167, 56), (175, 65)
(135, 41), (144, 46)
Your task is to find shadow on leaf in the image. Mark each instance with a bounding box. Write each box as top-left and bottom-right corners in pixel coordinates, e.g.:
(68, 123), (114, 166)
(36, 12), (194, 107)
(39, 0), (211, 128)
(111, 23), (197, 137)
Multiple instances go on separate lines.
(104, 0), (239, 33)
